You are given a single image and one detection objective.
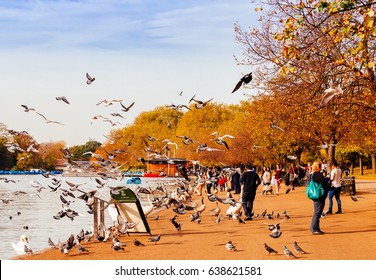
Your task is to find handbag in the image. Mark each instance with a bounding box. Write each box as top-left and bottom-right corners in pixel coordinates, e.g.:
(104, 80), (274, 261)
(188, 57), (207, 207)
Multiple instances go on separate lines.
(306, 174), (324, 200)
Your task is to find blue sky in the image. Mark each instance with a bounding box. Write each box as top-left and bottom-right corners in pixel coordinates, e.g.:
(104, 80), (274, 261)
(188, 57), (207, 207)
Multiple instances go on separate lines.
(0, 0), (259, 146)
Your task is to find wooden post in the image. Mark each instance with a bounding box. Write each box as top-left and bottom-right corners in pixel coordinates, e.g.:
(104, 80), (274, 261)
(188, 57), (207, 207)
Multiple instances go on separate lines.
(100, 200), (105, 227)
(93, 197), (98, 236)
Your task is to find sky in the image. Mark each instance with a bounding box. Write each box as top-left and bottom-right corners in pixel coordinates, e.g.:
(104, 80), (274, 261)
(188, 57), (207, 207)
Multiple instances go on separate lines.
(0, 0), (259, 147)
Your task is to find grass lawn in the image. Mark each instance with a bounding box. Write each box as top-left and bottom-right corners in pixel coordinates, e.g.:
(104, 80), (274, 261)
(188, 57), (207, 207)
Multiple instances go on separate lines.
(350, 167), (376, 180)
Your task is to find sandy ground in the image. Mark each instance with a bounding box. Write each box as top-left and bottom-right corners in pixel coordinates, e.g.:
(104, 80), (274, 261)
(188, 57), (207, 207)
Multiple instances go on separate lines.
(11, 183), (376, 260)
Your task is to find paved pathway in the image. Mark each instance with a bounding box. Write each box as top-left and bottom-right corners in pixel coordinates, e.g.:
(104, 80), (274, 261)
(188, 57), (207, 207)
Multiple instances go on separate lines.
(354, 179), (376, 194)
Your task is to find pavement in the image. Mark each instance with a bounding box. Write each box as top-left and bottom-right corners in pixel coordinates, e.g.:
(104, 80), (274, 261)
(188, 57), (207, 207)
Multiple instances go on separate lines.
(353, 179), (376, 194)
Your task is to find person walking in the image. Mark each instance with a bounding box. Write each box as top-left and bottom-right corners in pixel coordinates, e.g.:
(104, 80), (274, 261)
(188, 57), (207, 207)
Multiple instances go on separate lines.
(274, 164), (283, 195)
(326, 160), (343, 214)
(261, 167), (272, 195)
(240, 163), (261, 220)
(309, 161), (330, 235)
(289, 163), (299, 190)
(231, 168), (241, 194)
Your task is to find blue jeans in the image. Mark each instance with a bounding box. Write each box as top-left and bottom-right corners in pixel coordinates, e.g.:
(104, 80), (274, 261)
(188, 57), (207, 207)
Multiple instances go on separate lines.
(328, 187), (342, 211)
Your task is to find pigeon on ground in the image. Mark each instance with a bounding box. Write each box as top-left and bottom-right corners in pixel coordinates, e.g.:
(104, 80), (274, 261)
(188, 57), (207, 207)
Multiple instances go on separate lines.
(133, 239), (145, 246)
(226, 240), (238, 252)
(283, 245), (297, 258)
(293, 241), (307, 254)
(148, 234), (161, 245)
(264, 243), (278, 255)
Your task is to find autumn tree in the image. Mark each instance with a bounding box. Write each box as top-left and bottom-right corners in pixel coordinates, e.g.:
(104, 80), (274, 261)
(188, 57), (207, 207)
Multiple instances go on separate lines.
(234, 0), (376, 169)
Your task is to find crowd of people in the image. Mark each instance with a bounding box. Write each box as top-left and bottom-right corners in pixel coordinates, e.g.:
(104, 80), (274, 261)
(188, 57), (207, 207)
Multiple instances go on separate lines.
(192, 159), (345, 235)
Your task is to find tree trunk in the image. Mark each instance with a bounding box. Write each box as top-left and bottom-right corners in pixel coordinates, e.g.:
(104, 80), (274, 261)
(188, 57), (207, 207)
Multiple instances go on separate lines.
(326, 142), (336, 174)
(359, 154), (364, 175)
(350, 162), (354, 175)
(372, 153), (376, 175)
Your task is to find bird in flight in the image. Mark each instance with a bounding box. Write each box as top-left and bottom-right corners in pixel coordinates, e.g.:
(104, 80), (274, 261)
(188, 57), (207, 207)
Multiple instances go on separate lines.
(319, 82), (343, 108)
(86, 73), (95, 85)
(21, 105), (36, 112)
(36, 112), (64, 125)
(55, 96), (70, 104)
(189, 94), (213, 109)
(270, 120), (285, 132)
(232, 72), (252, 93)
(120, 101), (135, 112)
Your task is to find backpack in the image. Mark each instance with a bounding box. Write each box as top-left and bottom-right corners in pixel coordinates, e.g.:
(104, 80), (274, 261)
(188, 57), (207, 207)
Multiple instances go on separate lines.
(306, 174), (324, 200)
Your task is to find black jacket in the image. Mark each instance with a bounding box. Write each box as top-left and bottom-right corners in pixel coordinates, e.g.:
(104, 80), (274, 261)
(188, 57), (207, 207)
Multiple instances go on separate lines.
(240, 170), (261, 193)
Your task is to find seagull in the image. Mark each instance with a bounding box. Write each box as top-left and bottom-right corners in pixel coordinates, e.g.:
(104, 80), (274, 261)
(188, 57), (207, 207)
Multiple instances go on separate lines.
(86, 72), (95, 85)
(264, 243), (278, 255)
(270, 121), (285, 132)
(232, 72), (252, 93)
(293, 241), (307, 254)
(76, 243), (89, 253)
(56, 96), (70, 104)
(120, 101), (135, 112)
(319, 82), (343, 108)
(35, 112), (64, 125)
(189, 94), (214, 109)
(317, 144), (337, 149)
(210, 132), (235, 150)
(226, 240), (238, 252)
(148, 234), (161, 245)
(48, 237), (57, 248)
(21, 104), (36, 112)
(110, 113), (126, 119)
(145, 134), (158, 142)
(283, 245), (297, 258)
(176, 135), (195, 145)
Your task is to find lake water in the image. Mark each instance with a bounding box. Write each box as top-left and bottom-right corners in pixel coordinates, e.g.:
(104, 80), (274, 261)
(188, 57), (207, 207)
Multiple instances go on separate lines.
(0, 174), (176, 260)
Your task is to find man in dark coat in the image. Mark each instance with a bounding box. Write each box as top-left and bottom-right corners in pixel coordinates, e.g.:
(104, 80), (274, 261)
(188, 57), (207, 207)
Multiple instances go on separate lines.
(231, 168), (241, 194)
(240, 164), (261, 220)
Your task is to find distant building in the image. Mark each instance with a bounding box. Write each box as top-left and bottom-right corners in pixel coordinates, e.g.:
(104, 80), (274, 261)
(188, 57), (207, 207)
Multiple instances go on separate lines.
(146, 158), (189, 177)
(55, 158), (69, 171)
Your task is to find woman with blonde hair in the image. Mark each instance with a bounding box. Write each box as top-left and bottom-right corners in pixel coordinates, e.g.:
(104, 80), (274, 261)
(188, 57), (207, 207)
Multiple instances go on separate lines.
(309, 160), (330, 235)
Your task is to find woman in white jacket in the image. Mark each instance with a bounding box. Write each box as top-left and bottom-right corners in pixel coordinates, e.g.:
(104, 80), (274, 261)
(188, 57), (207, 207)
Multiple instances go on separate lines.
(261, 167), (272, 195)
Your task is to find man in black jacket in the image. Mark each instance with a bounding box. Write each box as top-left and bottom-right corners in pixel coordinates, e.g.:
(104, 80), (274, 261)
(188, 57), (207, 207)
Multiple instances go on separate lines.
(240, 164), (261, 220)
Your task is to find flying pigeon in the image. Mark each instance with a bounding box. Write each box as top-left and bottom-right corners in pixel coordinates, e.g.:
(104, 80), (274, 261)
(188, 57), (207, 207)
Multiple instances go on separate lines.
(86, 73), (95, 85)
(232, 72), (252, 93)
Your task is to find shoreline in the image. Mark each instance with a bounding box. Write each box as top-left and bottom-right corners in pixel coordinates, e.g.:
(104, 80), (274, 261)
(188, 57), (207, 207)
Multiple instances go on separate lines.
(9, 181), (376, 260)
